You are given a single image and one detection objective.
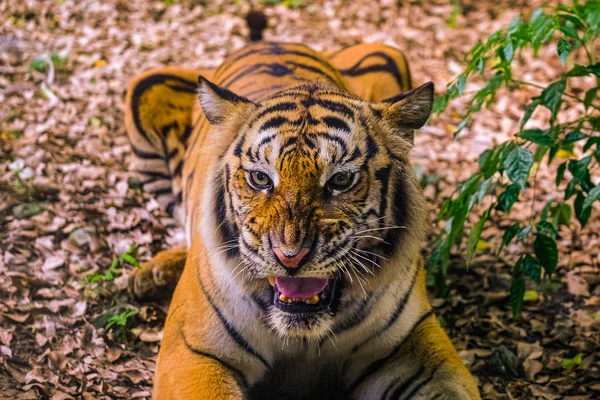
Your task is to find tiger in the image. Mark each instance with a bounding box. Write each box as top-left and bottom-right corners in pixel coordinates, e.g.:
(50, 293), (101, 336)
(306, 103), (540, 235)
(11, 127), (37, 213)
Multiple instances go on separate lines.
(123, 11), (480, 400)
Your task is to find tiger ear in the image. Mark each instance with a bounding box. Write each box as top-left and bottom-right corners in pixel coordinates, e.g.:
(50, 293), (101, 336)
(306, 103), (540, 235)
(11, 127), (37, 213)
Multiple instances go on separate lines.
(378, 82), (434, 144)
(197, 76), (255, 125)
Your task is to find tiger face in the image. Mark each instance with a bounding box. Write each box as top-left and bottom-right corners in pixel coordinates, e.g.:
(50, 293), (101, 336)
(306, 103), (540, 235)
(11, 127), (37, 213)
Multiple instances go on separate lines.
(198, 77), (433, 340)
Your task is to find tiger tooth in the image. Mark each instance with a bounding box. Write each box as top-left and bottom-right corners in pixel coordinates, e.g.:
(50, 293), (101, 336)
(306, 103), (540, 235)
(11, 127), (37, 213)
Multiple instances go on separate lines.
(268, 276), (275, 286)
(306, 295), (320, 304)
(279, 294), (289, 302)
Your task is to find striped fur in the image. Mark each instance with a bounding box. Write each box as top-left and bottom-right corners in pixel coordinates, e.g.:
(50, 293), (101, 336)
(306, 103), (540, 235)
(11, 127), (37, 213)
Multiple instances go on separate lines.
(125, 41), (480, 399)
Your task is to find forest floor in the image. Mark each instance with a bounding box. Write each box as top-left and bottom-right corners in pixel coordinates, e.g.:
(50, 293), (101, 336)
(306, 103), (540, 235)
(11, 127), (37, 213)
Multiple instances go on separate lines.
(1, 0), (599, 399)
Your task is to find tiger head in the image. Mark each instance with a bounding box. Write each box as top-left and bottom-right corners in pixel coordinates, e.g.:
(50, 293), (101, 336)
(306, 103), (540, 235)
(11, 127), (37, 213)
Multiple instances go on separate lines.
(198, 77), (432, 340)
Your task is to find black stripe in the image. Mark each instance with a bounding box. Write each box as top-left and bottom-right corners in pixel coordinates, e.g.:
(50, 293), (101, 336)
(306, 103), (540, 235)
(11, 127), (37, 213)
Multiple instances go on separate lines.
(402, 365), (439, 400)
(352, 270), (419, 353)
(322, 116), (351, 133)
(251, 102), (298, 128)
(380, 172), (411, 256)
(383, 366), (426, 400)
(152, 187), (173, 196)
(375, 166), (391, 222)
(365, 133), (378, 159)
(347, 310), (434, 394)
(137, 169), (171, 179)
(316, 99), (355, 119)
(181, 329), (249, 387)
(338, 51), (405, 89)
(317, 132), (348, 155)
(216, 170), (239, 258)
(196, 273), (269, 368)
(179, 125), (193, 145)
(173, 160), (184, 177)
(260, 116), (289, 131)
(346, 147), (362, 163)
(223, 43), (340, 77)
(131, 145), (161, 160)
(222, 63), (292, 88)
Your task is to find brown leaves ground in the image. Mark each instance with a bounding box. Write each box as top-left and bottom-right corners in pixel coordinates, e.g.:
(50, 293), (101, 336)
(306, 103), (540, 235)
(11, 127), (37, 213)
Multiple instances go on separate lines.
(1, 0), (599, 398)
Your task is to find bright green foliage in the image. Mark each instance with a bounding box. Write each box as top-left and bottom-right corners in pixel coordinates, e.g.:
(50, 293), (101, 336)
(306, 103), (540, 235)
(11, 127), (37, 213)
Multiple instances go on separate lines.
(562, 353), (584, 370)
(430, 1), (600, 316)
(95, 305), (139, 342)
(81, 245), (141, 290)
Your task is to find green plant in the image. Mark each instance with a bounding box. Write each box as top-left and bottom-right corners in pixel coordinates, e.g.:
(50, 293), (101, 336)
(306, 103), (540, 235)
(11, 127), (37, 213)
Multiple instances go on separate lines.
(95, 305), (139, 342)
(81, 245), (141, 290)
(430, 1), (599, 316)
(29, 52), (68, 73)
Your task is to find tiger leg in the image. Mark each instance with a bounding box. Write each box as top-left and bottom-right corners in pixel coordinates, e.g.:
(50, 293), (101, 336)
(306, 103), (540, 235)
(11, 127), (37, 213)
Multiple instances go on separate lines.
(154, 325), (244, 400)
(124, 66), (214, 220)
(129, 244), (187, 300)
(351, 315), (480, 400)
(324, 43), (412, 102)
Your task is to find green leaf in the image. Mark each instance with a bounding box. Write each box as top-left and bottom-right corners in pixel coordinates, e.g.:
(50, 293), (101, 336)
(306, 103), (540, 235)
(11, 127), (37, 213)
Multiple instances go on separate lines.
(564, 131), (588, 144)
(500, 223), (520, 253)
(519, 129), (553, 146)
(558, 13), (584, 28)
(583, 136), (600, 153)
(556, 162), (567, 187)
(587, 9), (600, 31)
(558, 23), (579, 39)
(534, 233), (558, 276)
(565, 179), (577, 200)
(531, 10), (555, 50)
(496, 183), (521, 213)
(479, 145), (504, 178)
(557, 38), (572, 66)
(508, 16), (521, 35)
(574, 191), (592, 227)
(583, 88), (598, 111)
(552, 203), (572, 227)
(582, 185), (600, 211)
(121, 253), (140, 268)
(457, 74), (466, 95)
(29, 58), (48, 72)
(510, 270), (526, 317)
(503, 147), (534, 191)
(522, 254), (542, 284)
(520, 97), (541, 129)
(536, 220), (558, 238)
(469, 178), (493, 208)
(568, 156), (592, 180)
(540, 79), (566, 122)
(503, 40), (514, 62)
(517, 225), (532, 242)
(466, 209), (489, 267)
(562, 353), (584, 370)
(567, 63), (600, 77)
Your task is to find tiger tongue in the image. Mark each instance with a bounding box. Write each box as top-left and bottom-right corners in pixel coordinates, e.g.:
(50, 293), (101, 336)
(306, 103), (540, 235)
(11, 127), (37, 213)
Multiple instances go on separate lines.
(275, 277), (328, 299)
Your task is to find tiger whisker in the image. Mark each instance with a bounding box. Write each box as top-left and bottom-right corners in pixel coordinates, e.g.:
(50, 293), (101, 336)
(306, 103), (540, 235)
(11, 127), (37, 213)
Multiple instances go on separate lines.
(352, 248), (390, 261)
(350, 250), (382, 269)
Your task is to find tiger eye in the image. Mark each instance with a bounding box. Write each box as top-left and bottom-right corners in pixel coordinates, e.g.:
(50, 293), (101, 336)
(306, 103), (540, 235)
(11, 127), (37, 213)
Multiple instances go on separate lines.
(249, 171), (272, 189)
(328, 171), (355, 191)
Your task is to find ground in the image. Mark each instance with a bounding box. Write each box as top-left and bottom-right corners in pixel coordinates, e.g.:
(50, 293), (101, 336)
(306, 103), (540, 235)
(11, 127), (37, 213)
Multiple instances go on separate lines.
(1, 0), (599, 399)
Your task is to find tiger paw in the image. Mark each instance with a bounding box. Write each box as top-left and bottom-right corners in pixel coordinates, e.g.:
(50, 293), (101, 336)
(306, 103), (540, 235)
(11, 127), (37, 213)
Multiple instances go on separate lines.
(128, 247), (187, 301)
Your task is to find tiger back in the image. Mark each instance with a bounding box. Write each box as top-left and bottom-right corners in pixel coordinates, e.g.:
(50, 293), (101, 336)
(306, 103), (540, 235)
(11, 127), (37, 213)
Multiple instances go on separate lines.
(124, 32), (480, 400)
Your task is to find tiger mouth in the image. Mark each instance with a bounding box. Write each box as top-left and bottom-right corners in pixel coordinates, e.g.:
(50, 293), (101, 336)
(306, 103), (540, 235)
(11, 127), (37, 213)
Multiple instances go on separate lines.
(268, 276), (338, 313)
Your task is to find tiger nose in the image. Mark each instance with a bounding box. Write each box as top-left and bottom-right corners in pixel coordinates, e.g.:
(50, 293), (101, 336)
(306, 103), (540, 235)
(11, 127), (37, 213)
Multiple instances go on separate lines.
(272, 247), (312, 269)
